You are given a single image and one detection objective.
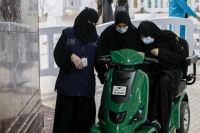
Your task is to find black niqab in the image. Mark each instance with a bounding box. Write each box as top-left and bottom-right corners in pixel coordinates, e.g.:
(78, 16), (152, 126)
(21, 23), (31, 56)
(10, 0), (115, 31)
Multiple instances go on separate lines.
(73, 8), (99, 44)
(138, 20), (178, 44)
(99, 11), (140, 54)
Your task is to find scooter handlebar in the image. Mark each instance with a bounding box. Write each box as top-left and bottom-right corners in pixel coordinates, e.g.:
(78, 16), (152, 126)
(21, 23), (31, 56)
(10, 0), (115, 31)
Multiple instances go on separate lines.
(98, 55), (158, 64)
(99, 55), (111, 63)
(143, 57), (158, 64)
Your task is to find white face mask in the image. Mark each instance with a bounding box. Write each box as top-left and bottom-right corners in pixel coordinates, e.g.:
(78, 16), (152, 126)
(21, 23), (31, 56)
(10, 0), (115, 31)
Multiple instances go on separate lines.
(142, 36), (154, 44)
(116, 26), (128, 33)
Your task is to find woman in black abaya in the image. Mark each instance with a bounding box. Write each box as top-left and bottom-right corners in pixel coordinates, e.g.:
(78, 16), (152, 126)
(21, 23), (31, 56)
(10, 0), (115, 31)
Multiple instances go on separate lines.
(53, 8), (100, 133)
(138, 21), (185, 133)
(98, 11), (140, 55)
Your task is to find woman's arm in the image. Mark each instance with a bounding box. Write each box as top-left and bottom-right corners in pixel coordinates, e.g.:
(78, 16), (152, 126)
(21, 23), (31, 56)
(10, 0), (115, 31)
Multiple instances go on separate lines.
(53, 30), (73, 71)
(157, 39), (185, 64)
(175, 0), (197, 18)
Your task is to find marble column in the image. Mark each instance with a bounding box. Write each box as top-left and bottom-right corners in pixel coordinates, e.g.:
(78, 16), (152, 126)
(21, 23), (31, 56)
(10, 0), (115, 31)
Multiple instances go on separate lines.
(0, 0), (43, 132)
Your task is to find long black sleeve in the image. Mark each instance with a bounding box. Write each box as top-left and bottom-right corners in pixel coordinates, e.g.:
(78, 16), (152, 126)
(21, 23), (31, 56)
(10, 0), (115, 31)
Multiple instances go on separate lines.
(157, 39), (185, 64)
(94, 41), (108, 84)
(53, 30), (73, 71)
(98, 31), (112, 55)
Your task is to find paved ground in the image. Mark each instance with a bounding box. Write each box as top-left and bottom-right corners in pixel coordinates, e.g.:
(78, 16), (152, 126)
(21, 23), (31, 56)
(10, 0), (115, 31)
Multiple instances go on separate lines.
(40, 11), (200, 132)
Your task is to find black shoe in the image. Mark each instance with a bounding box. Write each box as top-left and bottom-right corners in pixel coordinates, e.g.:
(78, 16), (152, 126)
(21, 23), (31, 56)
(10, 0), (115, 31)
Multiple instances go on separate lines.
(151, 119), (161, 130)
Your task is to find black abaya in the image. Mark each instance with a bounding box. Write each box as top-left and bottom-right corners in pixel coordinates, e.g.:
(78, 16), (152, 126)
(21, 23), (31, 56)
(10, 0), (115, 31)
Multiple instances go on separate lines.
(53, 8), (100, 133)
(98, 11), (141, 55)
(53, 94), (96, 133)
(138, 21), (185, 133)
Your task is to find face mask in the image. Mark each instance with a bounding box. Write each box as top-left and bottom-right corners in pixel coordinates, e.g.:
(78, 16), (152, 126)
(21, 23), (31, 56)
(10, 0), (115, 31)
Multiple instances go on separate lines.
(116, 26), (128, 33)
(142, 37), (154, 44)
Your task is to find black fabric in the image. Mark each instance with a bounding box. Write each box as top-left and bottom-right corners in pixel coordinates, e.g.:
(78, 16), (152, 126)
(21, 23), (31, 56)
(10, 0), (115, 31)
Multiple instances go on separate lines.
(138, 20), (162, 38)
(114, 0), (129, 16)
(99, 11), (141, 55)
(118, 0), (128, 5)
(53, 30), (72, 72)
(155, 30), (178, 44)
(177, 37), (189, 79)
(115, 11), (130, 25)
(138, 21), (185, 75)
(97, 0), (114, 23)
(94, 43), (108, 84)
(54, 31), (107, 84)
(54, 29), (105, 85)
(53, 94), (96, 133)
(73, 7), (99, 44)
(107, 0), (113, 4)
(96, 11), (141, 83)
(148, 73), (175, 133)
(138, 21), (185, 133)
(138, 20), (177, 44)
(118, 0), (129, 13)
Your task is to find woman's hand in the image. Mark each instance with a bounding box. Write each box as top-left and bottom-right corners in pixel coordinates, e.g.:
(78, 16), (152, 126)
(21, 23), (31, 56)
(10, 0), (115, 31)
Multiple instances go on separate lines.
(151, 48), (159, 56)
(197, 16), (200, 21)
(71, 54), (83, 69)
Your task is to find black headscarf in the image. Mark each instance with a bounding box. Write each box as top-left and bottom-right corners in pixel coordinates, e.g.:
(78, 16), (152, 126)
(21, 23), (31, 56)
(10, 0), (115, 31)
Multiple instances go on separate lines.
(138, 20), (178, 44)
(115, 11), (130, 25)
(73, 7), (99, 44)
(99, 11), (140, 54)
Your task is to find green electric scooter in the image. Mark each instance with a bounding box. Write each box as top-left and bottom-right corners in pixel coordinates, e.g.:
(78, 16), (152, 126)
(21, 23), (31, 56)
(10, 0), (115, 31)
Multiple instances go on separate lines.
(91, 39), (198, 133)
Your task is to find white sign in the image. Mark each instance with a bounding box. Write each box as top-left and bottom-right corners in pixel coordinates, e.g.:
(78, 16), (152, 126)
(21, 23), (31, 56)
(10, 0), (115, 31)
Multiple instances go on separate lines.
(112, 86), (127, 96)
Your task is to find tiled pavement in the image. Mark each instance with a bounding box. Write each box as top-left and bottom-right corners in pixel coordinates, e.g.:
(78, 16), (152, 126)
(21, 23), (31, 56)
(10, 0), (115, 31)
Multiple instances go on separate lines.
(40, 11), (200, 132)
(42, 105), (54, 133)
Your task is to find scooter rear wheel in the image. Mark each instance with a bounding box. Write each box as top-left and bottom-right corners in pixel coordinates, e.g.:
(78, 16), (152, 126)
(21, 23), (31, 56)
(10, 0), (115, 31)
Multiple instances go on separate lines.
(176, 101), (190, 133)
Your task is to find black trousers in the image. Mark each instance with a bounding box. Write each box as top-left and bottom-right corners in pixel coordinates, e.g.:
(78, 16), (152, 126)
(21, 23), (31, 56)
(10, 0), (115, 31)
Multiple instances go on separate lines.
(53, 94), (96, 133)
(147, 71), (181, 133)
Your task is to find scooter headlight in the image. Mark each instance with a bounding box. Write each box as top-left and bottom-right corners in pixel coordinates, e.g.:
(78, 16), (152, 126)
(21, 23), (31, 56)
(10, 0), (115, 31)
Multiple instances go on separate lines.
(109, 110), (127, 123)
(130, 108), (144, 124)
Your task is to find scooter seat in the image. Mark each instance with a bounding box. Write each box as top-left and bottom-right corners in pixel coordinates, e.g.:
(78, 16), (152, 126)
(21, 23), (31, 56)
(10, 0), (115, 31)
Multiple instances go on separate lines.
(173, 80), (186, 97)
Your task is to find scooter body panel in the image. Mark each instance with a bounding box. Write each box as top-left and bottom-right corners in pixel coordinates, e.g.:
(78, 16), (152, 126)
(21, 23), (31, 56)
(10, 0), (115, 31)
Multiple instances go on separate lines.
(96, 68), (149, 133)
